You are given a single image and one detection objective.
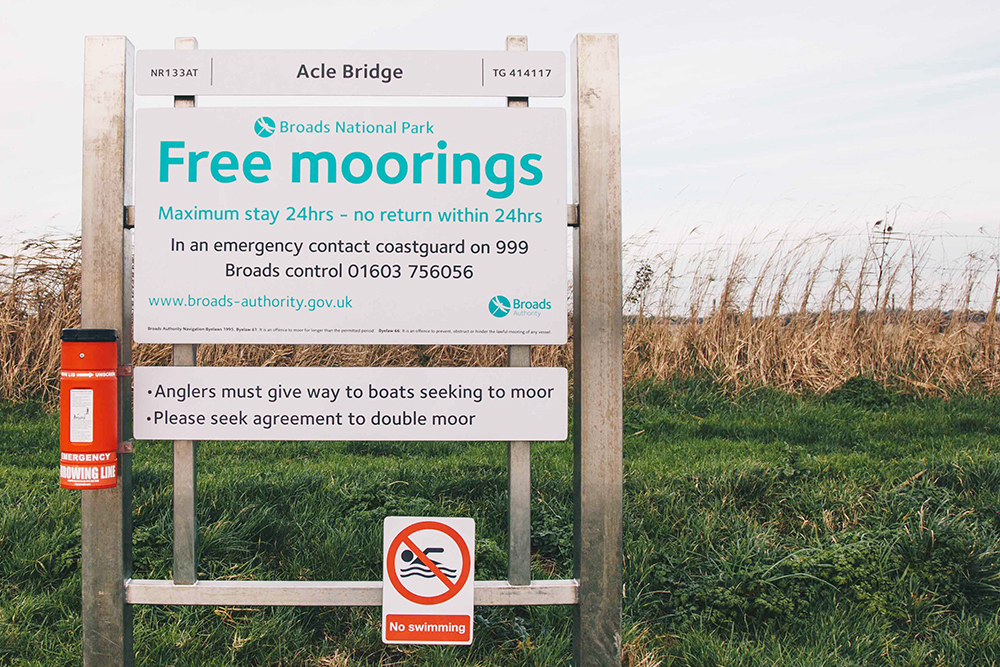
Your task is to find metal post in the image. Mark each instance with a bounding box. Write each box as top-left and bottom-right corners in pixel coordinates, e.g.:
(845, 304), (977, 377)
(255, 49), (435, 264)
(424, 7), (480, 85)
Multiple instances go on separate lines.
(506, 34), (533, 588)
(171, 36), (199, 587)
(571, 34), (623, 667)
(81, 35), (134, 667)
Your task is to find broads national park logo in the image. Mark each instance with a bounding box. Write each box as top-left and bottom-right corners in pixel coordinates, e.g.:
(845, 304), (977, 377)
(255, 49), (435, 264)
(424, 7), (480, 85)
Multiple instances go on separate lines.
(488, 295), (551, 318)
(254, 116), (276, 137)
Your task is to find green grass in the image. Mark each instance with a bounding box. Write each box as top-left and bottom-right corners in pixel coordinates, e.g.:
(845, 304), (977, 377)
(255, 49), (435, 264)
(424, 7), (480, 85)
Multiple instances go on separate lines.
(3, 379), (1000, 665)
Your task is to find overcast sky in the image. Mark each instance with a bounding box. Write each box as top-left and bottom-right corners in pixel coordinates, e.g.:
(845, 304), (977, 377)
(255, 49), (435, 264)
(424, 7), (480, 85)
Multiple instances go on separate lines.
(2, 0), (998, 302)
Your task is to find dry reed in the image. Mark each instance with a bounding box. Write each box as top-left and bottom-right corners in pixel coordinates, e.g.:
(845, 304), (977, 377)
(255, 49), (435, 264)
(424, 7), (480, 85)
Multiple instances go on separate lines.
(2, 229), (999, 406)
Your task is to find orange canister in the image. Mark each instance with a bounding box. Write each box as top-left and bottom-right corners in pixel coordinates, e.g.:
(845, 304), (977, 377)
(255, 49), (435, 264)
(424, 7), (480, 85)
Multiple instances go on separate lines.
(59, 328), (119, 489)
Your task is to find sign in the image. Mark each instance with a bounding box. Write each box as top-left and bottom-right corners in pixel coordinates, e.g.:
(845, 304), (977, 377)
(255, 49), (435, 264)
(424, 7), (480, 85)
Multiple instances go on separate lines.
(133, 107), (568, 345)
(135, 50), (565, 97)
(133, 366), (568, 441)
(382, 517), (475, 645)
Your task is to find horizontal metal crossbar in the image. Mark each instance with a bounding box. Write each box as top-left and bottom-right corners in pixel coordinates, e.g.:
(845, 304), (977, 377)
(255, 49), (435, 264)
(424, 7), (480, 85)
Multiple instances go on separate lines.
(125, 578), (578, 606)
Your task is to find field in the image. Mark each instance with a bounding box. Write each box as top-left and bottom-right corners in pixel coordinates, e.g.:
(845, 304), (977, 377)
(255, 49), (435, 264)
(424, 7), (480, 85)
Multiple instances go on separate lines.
(3, 233), (1000, 665)
(4, 377), (1000, 666)
(3, 232), (1000, 407)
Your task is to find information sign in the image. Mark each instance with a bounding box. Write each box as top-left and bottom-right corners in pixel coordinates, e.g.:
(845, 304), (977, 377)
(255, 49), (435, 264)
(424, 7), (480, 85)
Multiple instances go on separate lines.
(133, 107), (568, 344)
(382, 517), (475, 645)
(133, 366), (568, 441)
(135, 50), (565, 97)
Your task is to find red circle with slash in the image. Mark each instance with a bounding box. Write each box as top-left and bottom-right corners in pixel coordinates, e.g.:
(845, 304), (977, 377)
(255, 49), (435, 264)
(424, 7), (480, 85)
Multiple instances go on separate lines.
(386, 520), (472, 605)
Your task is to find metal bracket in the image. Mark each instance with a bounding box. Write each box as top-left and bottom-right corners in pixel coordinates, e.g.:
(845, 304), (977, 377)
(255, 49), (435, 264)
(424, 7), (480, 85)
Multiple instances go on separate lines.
(117, 440), (134, 454)
(117, 365), (133, 377)
(124, 205), (135, 229)
(567, 203), (579, 227)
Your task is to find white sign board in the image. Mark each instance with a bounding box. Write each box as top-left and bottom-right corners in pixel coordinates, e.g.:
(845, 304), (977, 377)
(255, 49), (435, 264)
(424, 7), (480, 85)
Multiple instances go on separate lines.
(133, 366), (567, 441)
(383, 517), (475, 645)
(136, 50), (565, 97)
(134, 107), (567, 344)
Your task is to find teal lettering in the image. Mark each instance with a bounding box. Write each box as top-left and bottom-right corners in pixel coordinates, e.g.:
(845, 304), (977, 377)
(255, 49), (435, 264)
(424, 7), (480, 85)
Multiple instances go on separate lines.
(161, 144), (272, 183)
(243, 151), (271, 183)
(188, 151), (209, 182)
(453, 153), (481, 184)
(342, 152), (373, 184)
(210, 151), (239, 183)
(376, 152), (408, 184)
(155, 140), (540, 194)
(412, 152), (433, 184)
(292, 151), (337, 183)
(519, 153), (543, 186)
(485, 153), (515, 199)
(436, 140), (448, 183)
(159, 141), (185, 182)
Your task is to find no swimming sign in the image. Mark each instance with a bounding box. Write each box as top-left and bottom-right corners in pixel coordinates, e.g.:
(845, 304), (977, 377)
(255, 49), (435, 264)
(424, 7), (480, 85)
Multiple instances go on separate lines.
(382, 517), (475, 645)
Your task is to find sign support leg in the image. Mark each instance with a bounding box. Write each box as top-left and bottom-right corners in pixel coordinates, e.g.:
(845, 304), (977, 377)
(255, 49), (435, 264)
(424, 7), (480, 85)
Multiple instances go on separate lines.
(571, 33), (623, 667)
(171, 35), (200, 587)
(506, 34), (533, 588)
(80, 35), (134, 667)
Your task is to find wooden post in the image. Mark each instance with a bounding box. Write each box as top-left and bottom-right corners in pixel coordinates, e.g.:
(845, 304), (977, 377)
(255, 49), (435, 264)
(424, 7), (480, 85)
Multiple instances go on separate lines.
(171, 36), (200, 587)
(571, 33), (623, 667)
(506, 34), (533, 588)
(80, 35), (134, 667)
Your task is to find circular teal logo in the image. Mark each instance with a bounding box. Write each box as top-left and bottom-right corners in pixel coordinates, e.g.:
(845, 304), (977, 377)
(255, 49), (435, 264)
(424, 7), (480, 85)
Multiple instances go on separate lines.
(489, 295), (511, 318)
(254, 116), (276, 137)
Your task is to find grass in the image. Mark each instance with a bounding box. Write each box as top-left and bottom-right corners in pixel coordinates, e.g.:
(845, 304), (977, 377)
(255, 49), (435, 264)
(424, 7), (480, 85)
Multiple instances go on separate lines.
(3, 378), (1000, 666)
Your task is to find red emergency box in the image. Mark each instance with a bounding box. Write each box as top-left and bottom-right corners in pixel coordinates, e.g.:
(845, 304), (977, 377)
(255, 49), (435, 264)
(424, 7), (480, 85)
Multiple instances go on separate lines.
(59, 328), (119, 489)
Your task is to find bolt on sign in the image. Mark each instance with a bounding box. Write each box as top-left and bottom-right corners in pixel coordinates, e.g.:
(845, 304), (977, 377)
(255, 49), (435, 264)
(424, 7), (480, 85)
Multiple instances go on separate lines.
(133, 106), (567, 345)
(383, 517), (475, 645)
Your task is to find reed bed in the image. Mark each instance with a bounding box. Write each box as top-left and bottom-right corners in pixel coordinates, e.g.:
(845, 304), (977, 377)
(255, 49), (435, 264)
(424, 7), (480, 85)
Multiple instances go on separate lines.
(2, 229), (999, 406)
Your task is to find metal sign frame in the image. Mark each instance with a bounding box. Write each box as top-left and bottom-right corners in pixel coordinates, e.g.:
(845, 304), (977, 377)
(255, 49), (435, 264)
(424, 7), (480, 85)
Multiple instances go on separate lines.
(79, 33), (621, 666)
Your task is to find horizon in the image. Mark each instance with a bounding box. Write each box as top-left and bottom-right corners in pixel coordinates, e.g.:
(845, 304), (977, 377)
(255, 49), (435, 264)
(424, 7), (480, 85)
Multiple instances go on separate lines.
(1, 0), (997, 307)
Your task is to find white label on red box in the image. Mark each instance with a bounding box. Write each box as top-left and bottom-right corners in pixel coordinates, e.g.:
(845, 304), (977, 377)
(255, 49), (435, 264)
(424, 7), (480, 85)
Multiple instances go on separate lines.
(69, 388), (94, 443)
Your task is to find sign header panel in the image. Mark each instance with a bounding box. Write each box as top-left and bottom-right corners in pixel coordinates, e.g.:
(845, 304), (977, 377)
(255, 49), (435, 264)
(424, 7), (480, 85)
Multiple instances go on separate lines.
(383, 517), (475, 645)
(136, 50), (565, 97)
(133, 107), (567, 344)
(133, 366), (568, 442)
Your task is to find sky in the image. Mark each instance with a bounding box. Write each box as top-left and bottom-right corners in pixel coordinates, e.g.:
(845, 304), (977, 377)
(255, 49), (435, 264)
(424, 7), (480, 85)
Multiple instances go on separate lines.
(2, 0), (998, 307)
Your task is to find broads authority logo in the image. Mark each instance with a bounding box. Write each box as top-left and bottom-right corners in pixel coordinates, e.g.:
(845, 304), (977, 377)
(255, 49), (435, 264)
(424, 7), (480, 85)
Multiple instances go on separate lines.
(488, 295), (551, 318)
(488, 295), (511, 318)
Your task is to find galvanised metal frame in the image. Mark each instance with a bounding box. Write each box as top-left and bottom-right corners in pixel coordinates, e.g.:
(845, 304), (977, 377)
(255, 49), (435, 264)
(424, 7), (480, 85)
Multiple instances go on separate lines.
(80, 33), (621, 667)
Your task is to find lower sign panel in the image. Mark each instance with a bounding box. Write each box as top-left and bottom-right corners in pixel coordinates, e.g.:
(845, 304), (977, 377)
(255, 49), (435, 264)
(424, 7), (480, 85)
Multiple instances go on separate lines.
(133, 366), (567, 441)
(383, 517), (475, 646)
